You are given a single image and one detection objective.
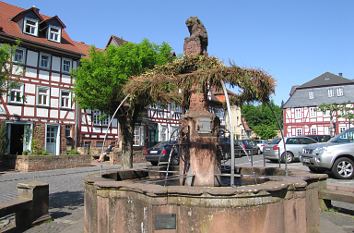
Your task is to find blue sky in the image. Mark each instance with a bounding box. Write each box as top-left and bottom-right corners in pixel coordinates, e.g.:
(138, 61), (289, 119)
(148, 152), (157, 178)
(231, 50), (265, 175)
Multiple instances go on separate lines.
(5, 0), (354, 105)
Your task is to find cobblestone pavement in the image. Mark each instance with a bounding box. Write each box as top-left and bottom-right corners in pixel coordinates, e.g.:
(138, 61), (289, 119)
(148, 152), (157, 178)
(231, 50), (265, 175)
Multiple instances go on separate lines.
(0, 160), (353, 233)
(0, 162), (149, 233)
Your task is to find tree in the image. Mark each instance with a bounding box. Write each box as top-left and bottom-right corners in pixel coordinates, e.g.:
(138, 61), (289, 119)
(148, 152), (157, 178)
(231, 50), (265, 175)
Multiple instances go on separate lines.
(241, 102), (282, 139)
(73, 39), (174, 168)
(0, 44), (13, 93)
(317, 103), (343, 136)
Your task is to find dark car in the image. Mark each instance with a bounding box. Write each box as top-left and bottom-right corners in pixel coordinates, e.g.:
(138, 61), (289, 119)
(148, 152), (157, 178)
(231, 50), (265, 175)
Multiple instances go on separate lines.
(218, 138), (258, 160)
(145, 141), (179, 166)
(305, 135), (331, 142)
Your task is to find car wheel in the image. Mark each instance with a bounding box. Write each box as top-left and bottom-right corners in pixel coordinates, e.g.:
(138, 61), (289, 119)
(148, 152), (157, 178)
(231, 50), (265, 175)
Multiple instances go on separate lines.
(331, 157), (354, 179)
(308, 167), (327, 174)
(151, 161), (158, 166)
(281, 152), (294, 163)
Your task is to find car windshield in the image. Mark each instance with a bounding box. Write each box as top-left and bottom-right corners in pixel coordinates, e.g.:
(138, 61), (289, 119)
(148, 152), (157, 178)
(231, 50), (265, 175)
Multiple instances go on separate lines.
(270, 138), (281, 144)
(329, 129), (354, 143)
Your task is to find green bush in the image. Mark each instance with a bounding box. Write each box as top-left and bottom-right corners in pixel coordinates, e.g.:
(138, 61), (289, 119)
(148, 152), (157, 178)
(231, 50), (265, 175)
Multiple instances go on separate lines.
(66, 149), (80, 156)
(0, 122), (7, 158)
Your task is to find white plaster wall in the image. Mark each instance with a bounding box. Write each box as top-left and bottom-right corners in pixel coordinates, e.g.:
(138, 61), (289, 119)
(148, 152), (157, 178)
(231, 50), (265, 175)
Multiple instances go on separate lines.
(66, 111), (74, 120)
(62, 74), (71, 84)
(39, 70), (50, 80)
(12, 65), (23, 76)
(93, 127), (101, 133)
(25, 95), (35, 105)
(7, 105), (21, 115)
(25, 84), (36, 94)
(25, 68), (37, 78)
(51, 72), (60, 82)
(37, 108), (48, 118)
(24, 106), (34, 117)
(81, 126), (88, 132)
(51, 87), (59, 97)
(73, 61), (78, 70)
(52, 56), (61, 71)
(26, 50), (38, 67)
(51, 99), (58, 108)
(50, 110), (58, 118)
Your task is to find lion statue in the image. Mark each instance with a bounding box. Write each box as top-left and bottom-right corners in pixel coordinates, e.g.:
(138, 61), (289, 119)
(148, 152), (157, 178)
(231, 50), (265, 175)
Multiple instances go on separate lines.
(184, 16), (208, 56)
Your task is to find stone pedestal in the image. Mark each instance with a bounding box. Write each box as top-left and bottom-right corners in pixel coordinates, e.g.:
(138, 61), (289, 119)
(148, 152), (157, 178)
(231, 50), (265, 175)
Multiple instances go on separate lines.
(181, 109), (219, 186)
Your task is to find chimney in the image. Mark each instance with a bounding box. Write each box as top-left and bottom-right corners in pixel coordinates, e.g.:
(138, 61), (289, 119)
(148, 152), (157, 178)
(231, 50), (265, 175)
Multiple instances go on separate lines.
(338, 73), (343, 77)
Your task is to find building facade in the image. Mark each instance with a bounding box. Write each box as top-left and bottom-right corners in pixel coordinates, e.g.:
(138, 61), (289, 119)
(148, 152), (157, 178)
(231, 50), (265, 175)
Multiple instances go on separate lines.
(283, 72), (354, 137)
(0, 2), (88, 155)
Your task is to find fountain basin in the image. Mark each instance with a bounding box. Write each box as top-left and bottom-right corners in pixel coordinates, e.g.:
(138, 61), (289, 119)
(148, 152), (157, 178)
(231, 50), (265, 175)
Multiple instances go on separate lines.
(84, 167), (326, 233)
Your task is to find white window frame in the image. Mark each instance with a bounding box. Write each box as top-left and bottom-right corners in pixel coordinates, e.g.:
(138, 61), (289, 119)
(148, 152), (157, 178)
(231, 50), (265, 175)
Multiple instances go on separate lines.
(13, 48), (26, 64)
(37, 86), (50, 106)
(294, 108), (302, 119)
(8, 83), (24, 103)
(48, 25), (61, 43)
(296, 128), (303, 136)
(336, 87), (344, 97)
(309, 107), (316, 117)
(39, 53), (51, 69)
(327, 88), (334, 97)
(23, 17), (38, 36)
(340, 127), (346, 133)
(60, 89), (71, 108)
(308, 91), (314, 100)
(62, 59), (71, 73)
(92, 110), (109, 126)
(133, 126), (144, 146)
(311, 127), (317, 135)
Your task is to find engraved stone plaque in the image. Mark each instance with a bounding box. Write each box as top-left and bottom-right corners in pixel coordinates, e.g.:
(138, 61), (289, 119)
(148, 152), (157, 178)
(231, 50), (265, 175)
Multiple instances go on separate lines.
(155, 214), (176, 230)
(196, 117), (212, 134)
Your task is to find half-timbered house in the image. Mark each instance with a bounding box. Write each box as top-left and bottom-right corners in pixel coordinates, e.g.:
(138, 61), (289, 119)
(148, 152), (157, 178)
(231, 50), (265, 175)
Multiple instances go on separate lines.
(0, 2), (83, 155)
(283, 72), (354, 137)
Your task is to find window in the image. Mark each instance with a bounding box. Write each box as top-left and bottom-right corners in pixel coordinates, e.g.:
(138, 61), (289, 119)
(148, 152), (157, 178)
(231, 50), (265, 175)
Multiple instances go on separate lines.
(23, 18), (38, 36)
(295, 108), (302, 119)
(48, 25), (61, 42)
(340, 127), (346, 133)
(311, 128), (317, 135)
(308, 91), (314, 99)
(296, 128), (302, 136)
(336, 87), (344, 97)
(65, 125), (71, 137)
(309, 107), (316, 117)
(13, 48), (25, 63)
(8, 83), (23, 103)
(133, 126), (144, 146)
(40, 53), (50, 69)
(62, 59), (71, 73)
(93, 110), (109, 126)
(37, 87), (49, 106)
(60, 90), (71, 108)
(327, 88), (334, 97)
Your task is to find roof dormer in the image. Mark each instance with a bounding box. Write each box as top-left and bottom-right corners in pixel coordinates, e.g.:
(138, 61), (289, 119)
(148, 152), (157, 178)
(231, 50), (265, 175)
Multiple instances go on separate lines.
(40, 16), (66, 43)
(11, 6), (43, 37)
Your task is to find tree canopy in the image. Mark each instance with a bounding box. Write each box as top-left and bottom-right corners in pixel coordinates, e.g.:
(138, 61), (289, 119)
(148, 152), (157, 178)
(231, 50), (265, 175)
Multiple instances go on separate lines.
(73, 39), (174, 168)
(73, 39), (174, 113)
(0, 44), (12, 93)
(241, 102), (282, 139)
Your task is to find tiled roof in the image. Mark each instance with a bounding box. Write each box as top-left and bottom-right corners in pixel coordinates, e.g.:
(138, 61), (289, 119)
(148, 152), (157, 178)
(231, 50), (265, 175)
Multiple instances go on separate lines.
(106, 35), (127, 48)
(0, 1), (82, 56)
(73, 41), (92, 57)
(297, 72), (353, 89)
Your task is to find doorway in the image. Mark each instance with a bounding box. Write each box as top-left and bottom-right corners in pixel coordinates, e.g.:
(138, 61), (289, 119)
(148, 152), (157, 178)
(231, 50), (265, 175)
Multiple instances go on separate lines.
(9, 124), (24, 155)
(46, 125), (59, 155)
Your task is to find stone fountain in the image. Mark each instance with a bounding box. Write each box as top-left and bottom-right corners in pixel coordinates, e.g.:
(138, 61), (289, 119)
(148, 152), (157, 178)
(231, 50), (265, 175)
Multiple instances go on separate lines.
(84, 17), (327, 233)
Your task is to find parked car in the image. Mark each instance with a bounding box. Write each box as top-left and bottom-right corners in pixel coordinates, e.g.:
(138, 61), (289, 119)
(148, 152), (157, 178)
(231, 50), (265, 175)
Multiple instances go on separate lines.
(304, 135), (331, 143)
(253, 139), (268, 154)
(218, 137), (258, 160)
(301, 128), (354, 179)
(145, 141), (179, 166)
(263, 136), (317, 163)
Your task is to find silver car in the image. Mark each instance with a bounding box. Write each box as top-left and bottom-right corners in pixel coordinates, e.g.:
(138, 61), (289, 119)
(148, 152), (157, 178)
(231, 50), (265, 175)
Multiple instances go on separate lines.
(301, 128), (354, 179)
(263, 136), (317, 163)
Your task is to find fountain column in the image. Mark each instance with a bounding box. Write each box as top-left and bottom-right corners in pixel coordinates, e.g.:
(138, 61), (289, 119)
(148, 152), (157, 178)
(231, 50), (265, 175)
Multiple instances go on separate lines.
(180, 17), (219, 186)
